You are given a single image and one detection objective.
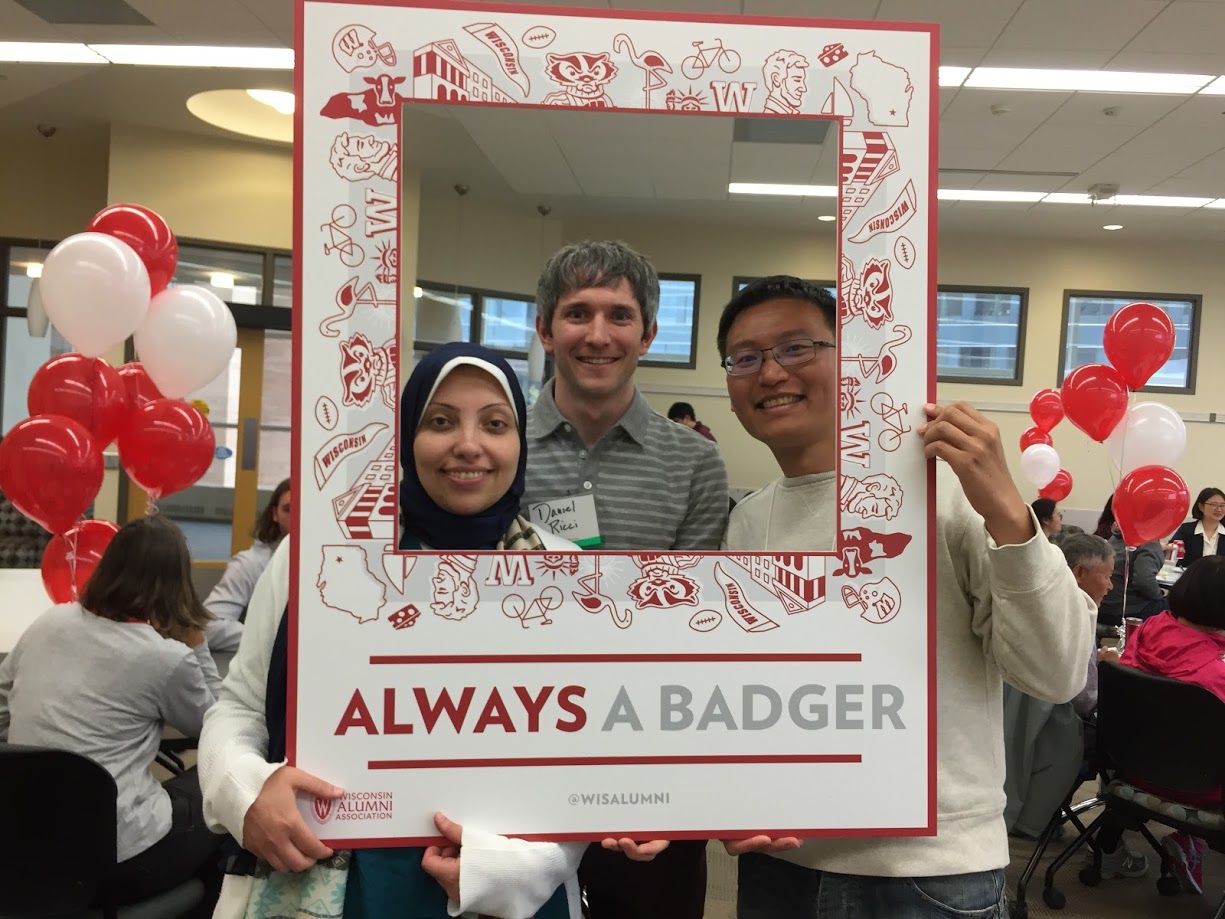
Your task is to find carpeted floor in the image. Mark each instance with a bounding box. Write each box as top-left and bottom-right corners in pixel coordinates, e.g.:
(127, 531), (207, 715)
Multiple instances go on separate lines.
(702, 786), (1225, 918)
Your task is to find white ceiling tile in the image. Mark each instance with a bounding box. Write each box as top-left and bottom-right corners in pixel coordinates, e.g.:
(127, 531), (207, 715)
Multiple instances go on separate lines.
(741, 0), (884, 17)
(1106, 51), (1224, 72)
(1043, 92), (1184, 127)
(124, 0), (280, 43)
(731, 141), (826, 184)
(613, 0), (739, 11)
(875, 0), (1024, 48)
(995, 0), (1168, 52)
(941, 87), (1071, 123)
(995, 122), (1146, 172)
(976, 48), (1114, 67)
(1123, 1), (1225, 56)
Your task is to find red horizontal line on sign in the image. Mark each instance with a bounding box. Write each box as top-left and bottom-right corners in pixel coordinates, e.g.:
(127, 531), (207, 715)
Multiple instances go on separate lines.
(369, 754), (861, 770)
(369, 653), (861, 664)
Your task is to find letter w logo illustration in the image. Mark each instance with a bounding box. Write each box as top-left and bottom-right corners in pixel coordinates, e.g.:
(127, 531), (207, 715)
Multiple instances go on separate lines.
(485, 554), (535, 586)
(313, 797), (334, 823)
(708, 81), (756, 112)
(840, 421), (872, 469)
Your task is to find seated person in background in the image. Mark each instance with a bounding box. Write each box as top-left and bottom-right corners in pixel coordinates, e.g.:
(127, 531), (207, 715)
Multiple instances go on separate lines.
(715, 276), (1093, 917)
(666, 400), (717, 442)
(200, 345), (660, 919)
(1094, 555), (1225, 895)
(1096, 497), (1167, 633)
(204, 478), (290, 653)
(1171, 487), (1225, 568)
(1031, 497), (1063, 540)
(0, 515), (222, 907)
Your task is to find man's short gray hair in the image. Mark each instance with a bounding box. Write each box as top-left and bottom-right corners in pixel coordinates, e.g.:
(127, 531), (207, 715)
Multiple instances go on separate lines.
(535, 240), (660, 337)
(1060, 533), (1114, 570)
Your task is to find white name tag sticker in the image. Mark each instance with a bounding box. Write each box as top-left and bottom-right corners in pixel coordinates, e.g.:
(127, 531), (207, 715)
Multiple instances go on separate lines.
(527, 493), (602, 547)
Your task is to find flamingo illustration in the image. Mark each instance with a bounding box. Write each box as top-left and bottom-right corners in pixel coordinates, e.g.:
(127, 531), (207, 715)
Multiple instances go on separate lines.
(572, 556), (633, 629)
(613, 33), (673, 109)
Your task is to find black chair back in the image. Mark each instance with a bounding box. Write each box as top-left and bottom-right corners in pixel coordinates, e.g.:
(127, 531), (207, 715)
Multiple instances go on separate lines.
(0, 743), (118, 915)
(1097, 661), (1225, 803)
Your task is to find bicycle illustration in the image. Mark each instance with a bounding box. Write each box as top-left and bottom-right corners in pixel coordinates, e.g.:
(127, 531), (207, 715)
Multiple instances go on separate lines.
(680, 38), (741, 80)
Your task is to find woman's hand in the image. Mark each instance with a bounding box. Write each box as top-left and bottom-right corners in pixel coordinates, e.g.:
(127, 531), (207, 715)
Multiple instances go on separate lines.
(421, 812), (463, 901)
(600, 837), (670, 861)
(242, 765), (342, 872)
(721, 835), (802, 856)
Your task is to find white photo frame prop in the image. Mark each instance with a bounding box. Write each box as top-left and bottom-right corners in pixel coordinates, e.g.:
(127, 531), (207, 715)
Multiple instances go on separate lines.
(294, 0), (937, 846)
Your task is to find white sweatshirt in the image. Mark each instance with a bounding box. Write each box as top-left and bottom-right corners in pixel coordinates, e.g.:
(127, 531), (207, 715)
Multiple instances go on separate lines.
(726, 462), (1096, 877)
(198, 538), (584, 918)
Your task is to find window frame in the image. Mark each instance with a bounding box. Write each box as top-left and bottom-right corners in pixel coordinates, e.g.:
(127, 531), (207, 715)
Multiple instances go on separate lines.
(935, 284), (1029, 387)
(1057, 288), (1201, 395)
(732, 275), (837, 295)
(639, 271), (702, 370)
(414, 278), (538, 360)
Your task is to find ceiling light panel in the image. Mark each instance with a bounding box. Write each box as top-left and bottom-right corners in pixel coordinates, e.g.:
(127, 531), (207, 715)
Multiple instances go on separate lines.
(964, 67), (1214, 94)
(0, 42), (105, 63)
(91, 45), (294, 68)
(938, 66), (972, 87)
(728, 183), (837, 197)
(937, 189), (1047, 202)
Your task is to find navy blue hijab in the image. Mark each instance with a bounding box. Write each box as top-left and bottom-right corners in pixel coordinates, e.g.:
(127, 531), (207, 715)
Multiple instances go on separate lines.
(398, 343), (528, 550)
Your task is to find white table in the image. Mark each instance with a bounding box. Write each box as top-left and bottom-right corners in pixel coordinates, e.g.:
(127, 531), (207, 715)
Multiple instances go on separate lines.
(0, 569), (52, 656)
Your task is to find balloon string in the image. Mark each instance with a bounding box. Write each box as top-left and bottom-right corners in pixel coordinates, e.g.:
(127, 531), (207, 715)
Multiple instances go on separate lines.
(66, 524), (80, 602)
(145, 494), (159, 516)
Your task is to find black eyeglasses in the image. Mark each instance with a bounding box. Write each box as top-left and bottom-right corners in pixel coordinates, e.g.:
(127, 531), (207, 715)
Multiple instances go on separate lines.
(723, 338), (836, 376)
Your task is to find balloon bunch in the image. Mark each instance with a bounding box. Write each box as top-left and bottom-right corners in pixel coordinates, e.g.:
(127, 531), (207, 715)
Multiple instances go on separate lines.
(0, 204), (237, 602)
(1018, 302), (1190, 546)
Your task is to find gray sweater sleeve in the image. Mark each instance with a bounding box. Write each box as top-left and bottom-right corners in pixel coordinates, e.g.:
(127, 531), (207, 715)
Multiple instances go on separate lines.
(158, 643), (221, 738)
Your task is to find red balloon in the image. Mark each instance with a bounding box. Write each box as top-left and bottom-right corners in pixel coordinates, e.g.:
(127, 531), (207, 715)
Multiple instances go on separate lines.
(1029, 389), (1064, 434)
(1103, 302), (1176, 391)
(0, 415), (103, 535)
(27, 354), (129, 448)
(115, 362), (164, 409)
(1019, 426), (1053, 452)
(118, 399), (214, 499)
(1039, 469), (1073, 502)
(1113, 465), (1190, 547)
(86, 204), (178, 295)
(40, 519), (119, 604)
(1060, 363), (1129, 443)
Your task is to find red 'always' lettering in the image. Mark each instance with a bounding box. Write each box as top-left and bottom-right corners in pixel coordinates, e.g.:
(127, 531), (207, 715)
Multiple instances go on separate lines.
(514, 685), (554, 732)
(556, 685), (587, 732)
(414, 686), (476, 733)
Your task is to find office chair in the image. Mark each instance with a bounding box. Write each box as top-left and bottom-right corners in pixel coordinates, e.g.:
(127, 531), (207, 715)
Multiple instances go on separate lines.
(0, 744), (204, 919)
(1041, 662), (1225, 917)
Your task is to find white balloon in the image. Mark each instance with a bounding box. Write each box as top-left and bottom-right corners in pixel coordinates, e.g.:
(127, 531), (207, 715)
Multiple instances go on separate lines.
(1107, 402), (1187, 476)
(39, 232), (150, 357)
(134, 286), (237, 399)
(1020, 443), (1060, 488)
(26, 279), (48, 338)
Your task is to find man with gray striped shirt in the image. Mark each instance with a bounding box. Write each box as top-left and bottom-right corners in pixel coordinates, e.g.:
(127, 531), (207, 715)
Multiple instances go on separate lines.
(524, 240), (728, 919)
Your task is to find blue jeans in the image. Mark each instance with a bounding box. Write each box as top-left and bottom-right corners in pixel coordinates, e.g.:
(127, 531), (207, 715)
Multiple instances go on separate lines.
(737, 852), (1006, 918)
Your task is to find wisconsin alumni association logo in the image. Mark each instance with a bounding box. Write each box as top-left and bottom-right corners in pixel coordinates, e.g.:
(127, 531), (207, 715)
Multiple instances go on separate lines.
(313, 796), (334, 823)
(312, 791), (395, 823)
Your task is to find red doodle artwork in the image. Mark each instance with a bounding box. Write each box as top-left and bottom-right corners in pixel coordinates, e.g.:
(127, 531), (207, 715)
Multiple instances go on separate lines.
(329, 132), (398, 182)
(374, 240), (398, 286)
(727, 554), (825, 614)
(849, 51), (914, 127)
(320, 74), (407, 126)
(543, 51), (618, 108)
(613, 33), (673, 108)
(681, 38), (741, 80)
(314, 395), (339, 432)
(871, 392), (911, 452)
(627, 554), (701, 610)
(332, 24), (396, 73)
(840, 420), (872, 470)
(313, 422), (388, 489)
(332, 439), (397, 541)
(535, 554), (581, 579)
(464, 23), (531, 97)
(708, 80), (756, 113)
(688, 609), (723, 633)
(484, 553), (535, 587)
(840, 255), (894, 330)
(841, 324), (912, 384)
(835, 528), (912, 578)
(431, 555), (480, 621)
(388, 604), (422, 630)
(320, 277), (395, 338)
(713, 563), (779, 631)
(842, 577), (901, 623)
(819, 42), (849, 67)
(840, 131), (900, 221)
(502, 587), (563, 629)
(821, 76), (855, 119)
(413, 40), (514, 105)
(338, 332), (397, 411)
(894, 235), (916, 269)
(840, 474), (905, 521)
(840, 376), (862, 417)
(664, 86), (708, 111)
(317, 544), (387, 624)
(571, 557), (632, 629)
(382, 547), (415, 592)
(522, 25), (557, 49)
(849, 181), (917, 245)
(321, 205), (365, 268)
(762, 50), (809, 115)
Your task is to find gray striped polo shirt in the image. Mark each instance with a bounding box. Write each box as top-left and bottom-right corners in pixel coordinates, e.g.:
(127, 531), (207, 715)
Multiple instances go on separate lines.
(524, 381), (729, 550)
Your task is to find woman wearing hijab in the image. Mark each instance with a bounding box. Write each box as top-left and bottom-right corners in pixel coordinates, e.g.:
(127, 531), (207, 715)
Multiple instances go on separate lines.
(200, 345), (660, 919)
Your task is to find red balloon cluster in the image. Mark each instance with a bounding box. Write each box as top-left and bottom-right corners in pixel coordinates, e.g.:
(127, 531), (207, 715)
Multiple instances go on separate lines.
(41, 520), (119, 604)
(1018, 302), (1186, 545)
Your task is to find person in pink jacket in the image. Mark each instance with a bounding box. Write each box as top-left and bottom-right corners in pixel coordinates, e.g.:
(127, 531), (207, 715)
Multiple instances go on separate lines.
(1116, 554), (1225, 895)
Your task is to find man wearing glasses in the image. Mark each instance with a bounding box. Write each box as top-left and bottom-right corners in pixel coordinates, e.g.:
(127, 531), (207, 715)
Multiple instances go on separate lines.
(716, 276), (1094, 918)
